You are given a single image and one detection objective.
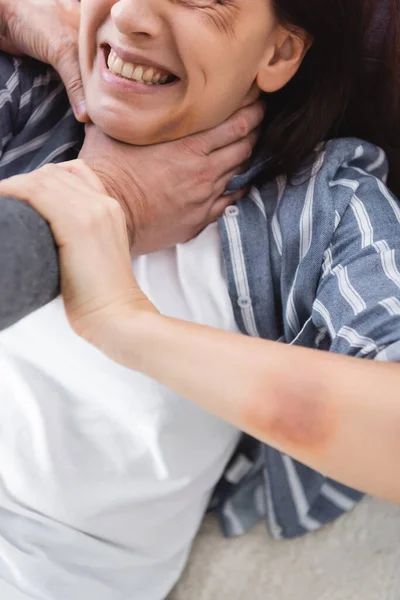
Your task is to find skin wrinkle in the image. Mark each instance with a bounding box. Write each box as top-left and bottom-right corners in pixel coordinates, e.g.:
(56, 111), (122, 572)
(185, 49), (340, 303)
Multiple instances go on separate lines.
(201, 3), (240, 39)
(79, 0), (301, 145)
(174, 0), (240, 38)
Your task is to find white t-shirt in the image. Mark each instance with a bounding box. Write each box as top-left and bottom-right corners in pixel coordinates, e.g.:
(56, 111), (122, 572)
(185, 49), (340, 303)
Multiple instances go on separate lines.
(0, 223), (240, 600)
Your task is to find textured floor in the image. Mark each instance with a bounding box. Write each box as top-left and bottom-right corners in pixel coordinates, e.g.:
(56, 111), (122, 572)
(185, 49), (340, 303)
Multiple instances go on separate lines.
(170, 496), (400, 600)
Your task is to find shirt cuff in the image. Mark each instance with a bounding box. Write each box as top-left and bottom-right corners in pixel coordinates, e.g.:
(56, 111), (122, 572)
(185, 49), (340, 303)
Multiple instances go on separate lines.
(375, 340), (400, 362)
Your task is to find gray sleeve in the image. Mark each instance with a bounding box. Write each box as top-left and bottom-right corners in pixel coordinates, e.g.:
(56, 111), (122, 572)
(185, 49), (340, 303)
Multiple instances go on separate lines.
(0, 54), (79, 331)
(0, 196), (59, 331)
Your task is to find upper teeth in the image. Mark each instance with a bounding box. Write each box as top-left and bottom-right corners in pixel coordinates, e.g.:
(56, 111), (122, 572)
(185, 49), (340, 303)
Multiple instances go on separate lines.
(107, 50), (169, 85)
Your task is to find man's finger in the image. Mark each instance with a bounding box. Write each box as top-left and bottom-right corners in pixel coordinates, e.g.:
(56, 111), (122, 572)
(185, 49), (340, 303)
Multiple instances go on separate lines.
(211, 129), (259, 178)
(55, 48), (88, 122)
(200, 101), (265, 155)
(207, 165), (249, 201)
(208, 190), (248, 222)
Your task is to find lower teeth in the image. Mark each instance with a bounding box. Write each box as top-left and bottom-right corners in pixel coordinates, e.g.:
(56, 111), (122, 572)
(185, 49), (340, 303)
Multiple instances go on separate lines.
(108, 66), (171, 85)
(115, 72), (163, 85)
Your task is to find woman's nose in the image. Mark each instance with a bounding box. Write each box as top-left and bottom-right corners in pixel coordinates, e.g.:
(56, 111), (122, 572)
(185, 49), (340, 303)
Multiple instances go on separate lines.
(111, 0), (163, 39)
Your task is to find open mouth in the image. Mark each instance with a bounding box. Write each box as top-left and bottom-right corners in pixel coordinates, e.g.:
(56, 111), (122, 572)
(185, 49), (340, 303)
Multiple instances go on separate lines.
(103, 46), (179, 86)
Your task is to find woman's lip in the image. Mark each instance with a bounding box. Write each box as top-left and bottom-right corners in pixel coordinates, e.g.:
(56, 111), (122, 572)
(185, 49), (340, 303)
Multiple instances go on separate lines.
(98, 47), (180, 94)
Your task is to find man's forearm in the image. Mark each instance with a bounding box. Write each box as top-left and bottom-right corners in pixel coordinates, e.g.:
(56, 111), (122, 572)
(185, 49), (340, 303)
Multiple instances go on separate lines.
(0, 196), (59, 331)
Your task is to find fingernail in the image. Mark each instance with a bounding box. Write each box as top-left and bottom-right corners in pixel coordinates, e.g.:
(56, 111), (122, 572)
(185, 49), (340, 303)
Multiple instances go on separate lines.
(73, 101), (88, 122)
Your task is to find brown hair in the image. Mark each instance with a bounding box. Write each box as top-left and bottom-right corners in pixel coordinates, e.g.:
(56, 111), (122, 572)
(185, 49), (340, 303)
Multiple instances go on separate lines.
(347, 0), (400, 195)
(256, 0), (400, 195)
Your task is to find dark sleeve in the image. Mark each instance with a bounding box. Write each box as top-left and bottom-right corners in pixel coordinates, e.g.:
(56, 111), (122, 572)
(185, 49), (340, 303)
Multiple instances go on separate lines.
(0, 54), (64, 331)
(0, 197), (59, 330)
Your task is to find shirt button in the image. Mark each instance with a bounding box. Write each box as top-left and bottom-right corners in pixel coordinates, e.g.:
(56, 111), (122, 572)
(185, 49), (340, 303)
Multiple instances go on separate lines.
(238, 295), (252, 308)
(225, 206), (239, 218)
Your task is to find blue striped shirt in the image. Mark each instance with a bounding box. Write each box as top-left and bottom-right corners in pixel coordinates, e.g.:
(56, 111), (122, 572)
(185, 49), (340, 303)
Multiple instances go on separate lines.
(217, 140), (400, 538)
(1, 54), (400, 543)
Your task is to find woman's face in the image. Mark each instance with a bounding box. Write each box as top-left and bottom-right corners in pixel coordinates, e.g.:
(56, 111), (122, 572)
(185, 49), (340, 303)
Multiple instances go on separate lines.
(80, 0), (300, 144)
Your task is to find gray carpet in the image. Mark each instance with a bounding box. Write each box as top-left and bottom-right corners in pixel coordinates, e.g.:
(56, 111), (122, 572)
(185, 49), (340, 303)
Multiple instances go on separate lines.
(170, 497), (400, 600)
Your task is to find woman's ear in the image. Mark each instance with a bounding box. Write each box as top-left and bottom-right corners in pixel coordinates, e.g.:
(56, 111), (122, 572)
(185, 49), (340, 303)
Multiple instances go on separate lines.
(257, 29), (311, 93)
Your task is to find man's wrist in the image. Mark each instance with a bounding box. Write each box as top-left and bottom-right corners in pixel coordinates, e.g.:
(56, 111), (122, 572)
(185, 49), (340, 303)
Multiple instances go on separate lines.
(87, 163), (139, 247)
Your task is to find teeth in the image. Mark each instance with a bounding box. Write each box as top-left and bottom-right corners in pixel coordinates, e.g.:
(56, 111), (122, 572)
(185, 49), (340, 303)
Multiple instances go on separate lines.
(107, 52), (116, 70)
(121, 62), (134, 79)
(143, 67), (154, 82)
(132, 65), (143, 81)
(113, 57), (124, 75)
(107, 49), (172, 85)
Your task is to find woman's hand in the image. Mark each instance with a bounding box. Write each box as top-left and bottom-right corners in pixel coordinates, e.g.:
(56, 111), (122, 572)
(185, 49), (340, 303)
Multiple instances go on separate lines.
(0, 0), (87, 121)
(0, 161), (156, 342)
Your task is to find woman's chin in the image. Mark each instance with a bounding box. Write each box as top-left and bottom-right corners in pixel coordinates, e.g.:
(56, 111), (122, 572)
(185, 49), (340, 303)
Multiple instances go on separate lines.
(86, 101), (201, 146)
(89, 118), (183, 146)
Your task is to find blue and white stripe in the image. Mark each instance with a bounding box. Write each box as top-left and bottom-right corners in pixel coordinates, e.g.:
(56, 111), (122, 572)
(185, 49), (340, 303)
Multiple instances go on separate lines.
(219, 136), (400, 539)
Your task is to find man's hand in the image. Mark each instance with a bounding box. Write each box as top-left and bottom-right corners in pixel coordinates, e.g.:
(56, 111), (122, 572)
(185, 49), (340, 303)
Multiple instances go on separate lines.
(0, 0), (87, 122)
(79, 102), (264, 255)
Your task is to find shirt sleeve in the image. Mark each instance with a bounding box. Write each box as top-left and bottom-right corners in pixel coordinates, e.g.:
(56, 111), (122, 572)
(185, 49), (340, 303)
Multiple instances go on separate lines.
(0, 53), (63, 164)
(0, 53), (22, 159)
(0, 54), (65, 332)
(312, 153), (400, 362)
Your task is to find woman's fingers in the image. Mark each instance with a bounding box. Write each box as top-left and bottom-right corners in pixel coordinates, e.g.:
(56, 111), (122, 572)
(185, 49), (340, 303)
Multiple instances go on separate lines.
(0, 163), (152, 342)
(0, 165), (124, 247)
(0, 168), (82, 246)
(57, 159), (107, 193)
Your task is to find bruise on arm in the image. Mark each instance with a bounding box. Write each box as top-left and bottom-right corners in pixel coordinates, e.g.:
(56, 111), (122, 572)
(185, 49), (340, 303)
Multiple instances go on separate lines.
(240, 368), (339, 458)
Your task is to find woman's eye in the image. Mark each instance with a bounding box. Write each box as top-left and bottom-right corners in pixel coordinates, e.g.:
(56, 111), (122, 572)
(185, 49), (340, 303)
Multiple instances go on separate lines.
(180, 0), (222, 7)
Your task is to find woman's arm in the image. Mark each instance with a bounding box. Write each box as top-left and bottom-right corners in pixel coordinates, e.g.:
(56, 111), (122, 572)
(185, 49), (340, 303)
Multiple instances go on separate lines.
(1, 161), (399, 505)
(105, 312), (400, 503)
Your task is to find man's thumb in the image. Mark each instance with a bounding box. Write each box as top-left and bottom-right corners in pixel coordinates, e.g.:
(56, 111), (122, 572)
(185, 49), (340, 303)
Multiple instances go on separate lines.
(56, 49), (88, 123)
